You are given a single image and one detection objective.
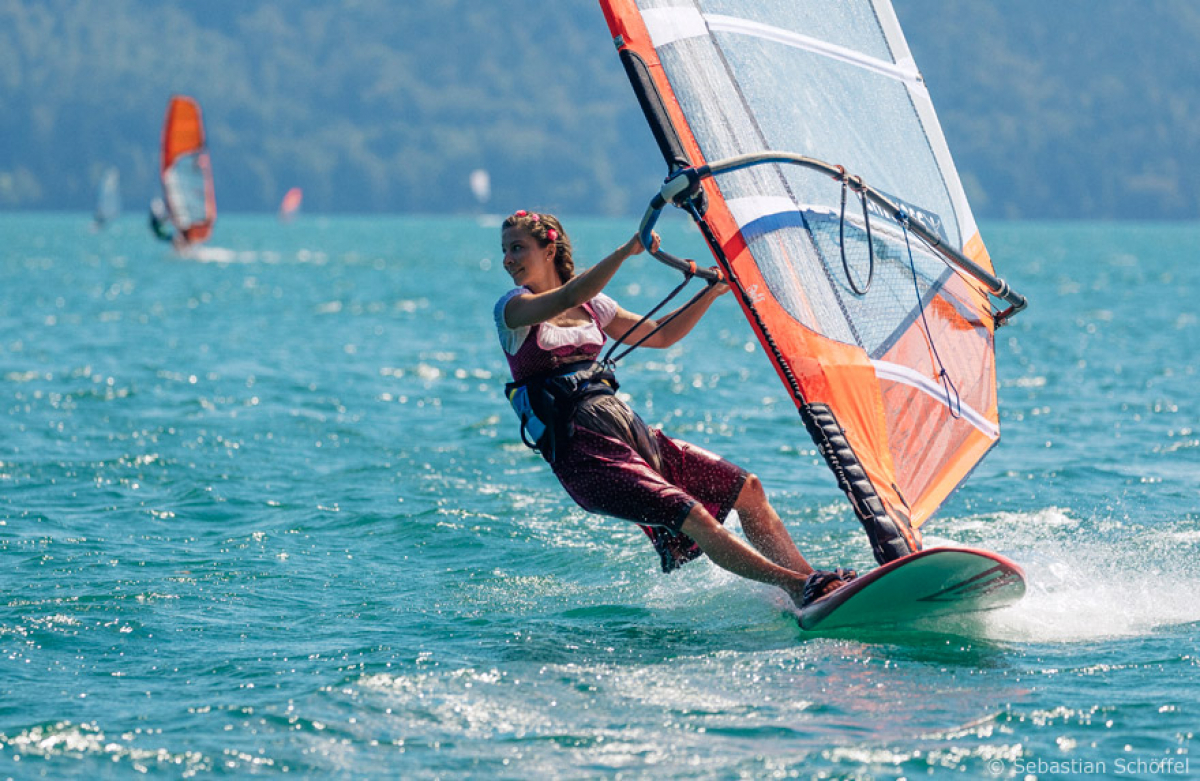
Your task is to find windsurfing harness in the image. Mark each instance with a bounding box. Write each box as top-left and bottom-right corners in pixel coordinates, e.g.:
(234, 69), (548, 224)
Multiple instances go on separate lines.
(505, 360), (619, 464)
(508, 360), (718, 574)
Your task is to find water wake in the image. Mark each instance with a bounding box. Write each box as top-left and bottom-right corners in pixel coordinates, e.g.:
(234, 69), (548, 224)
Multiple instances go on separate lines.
(931, 507), (1200, 642)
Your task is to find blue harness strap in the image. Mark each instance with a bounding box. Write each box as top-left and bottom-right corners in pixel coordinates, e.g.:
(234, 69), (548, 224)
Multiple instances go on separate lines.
(505, 383), (550, 451)
(504, 361), (618, 463)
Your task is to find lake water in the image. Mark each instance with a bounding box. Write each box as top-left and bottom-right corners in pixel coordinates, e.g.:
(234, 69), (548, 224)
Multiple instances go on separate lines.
(1, 213), (1196, 779)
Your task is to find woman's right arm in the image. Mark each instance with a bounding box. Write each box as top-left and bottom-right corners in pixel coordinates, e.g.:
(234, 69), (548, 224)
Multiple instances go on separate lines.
(503, 233), (657, 328)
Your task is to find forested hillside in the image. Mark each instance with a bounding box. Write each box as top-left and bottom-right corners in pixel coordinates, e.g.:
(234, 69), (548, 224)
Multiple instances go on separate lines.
(1, 0), (1197, 219)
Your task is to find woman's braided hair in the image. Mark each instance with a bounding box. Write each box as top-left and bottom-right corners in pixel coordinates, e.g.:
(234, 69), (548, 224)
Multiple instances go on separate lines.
(503, 210), (574, 283)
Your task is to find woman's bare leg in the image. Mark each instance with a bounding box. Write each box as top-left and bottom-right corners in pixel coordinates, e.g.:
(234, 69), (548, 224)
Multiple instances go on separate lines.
(680, 505), (811, 608)
(734, 474), (813, 573)
(715, 474), (850, 603)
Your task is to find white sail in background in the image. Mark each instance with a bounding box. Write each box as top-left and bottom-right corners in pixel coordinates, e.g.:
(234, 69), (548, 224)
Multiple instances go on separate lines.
(94, 166), (121, 227)
(469, 168), (491, 205)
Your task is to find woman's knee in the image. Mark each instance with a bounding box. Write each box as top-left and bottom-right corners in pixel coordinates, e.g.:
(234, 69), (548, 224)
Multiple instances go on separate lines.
(679, 503), (721, 538)
(737, 473), (767, 507)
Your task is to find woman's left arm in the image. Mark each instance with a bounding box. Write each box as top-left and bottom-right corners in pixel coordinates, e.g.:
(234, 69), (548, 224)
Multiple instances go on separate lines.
(604, 277), (731, 349)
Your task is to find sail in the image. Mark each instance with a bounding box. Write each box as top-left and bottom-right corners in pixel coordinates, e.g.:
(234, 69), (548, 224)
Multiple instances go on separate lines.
(160, 95), (216, 244)
(94, 166), (121, 226)
(601, 0), (1024, 563)
(469, 168), (492, 205)
(279, 187), (303, 221)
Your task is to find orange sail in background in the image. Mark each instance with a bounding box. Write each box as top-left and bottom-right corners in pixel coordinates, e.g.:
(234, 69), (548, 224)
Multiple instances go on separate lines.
(279, 187), (303, 221)
(600, 0), (1026, 565)
(160, 95), (216, 244)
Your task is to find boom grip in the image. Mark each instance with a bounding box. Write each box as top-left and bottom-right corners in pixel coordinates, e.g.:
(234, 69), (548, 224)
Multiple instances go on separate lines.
(638, 195), (721, 282)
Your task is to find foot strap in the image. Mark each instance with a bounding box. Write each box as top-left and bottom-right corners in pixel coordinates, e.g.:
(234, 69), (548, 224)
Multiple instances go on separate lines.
(802, 567), (858, 607)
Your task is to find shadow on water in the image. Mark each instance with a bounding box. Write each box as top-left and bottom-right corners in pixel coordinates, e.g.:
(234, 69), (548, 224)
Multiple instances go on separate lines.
(475, 598), (1024, 670)
(797, 620), (1023, 668)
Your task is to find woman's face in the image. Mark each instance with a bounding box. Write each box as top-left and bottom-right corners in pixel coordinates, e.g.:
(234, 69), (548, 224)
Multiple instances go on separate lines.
(501, 225), (556, 289)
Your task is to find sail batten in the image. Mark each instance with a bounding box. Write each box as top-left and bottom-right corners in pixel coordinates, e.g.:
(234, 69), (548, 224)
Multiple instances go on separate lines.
(602, 0), (1025, 560)
(644, 9), (924, 87)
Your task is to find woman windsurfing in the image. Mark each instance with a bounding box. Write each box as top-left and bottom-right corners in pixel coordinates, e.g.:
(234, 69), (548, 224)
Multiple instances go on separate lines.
(494, 210), (854, 610)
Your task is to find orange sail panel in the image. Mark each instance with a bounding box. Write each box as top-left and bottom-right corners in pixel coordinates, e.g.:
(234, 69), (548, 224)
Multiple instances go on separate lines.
(160, 95), (216, 244)
(279, 187), (303, 220)
(601, 0), (1005, 562)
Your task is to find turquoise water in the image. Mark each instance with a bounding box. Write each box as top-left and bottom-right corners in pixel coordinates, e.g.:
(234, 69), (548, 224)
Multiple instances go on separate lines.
(1, 213), (1196, 779)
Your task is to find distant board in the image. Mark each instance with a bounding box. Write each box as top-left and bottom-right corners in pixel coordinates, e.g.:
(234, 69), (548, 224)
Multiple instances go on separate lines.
(798, 547), (1025, 631)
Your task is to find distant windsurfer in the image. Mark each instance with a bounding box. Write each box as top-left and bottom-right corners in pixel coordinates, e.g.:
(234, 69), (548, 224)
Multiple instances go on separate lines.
(495, 211), (854, 610)
(148, 198), (174, 243)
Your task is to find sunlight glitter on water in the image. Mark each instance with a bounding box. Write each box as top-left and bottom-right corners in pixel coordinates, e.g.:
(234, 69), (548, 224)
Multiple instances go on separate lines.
(1, 215), (1197, 779)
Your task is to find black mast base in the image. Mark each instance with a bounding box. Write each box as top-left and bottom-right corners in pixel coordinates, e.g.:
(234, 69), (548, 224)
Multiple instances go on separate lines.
(801, 403), (920, 565)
